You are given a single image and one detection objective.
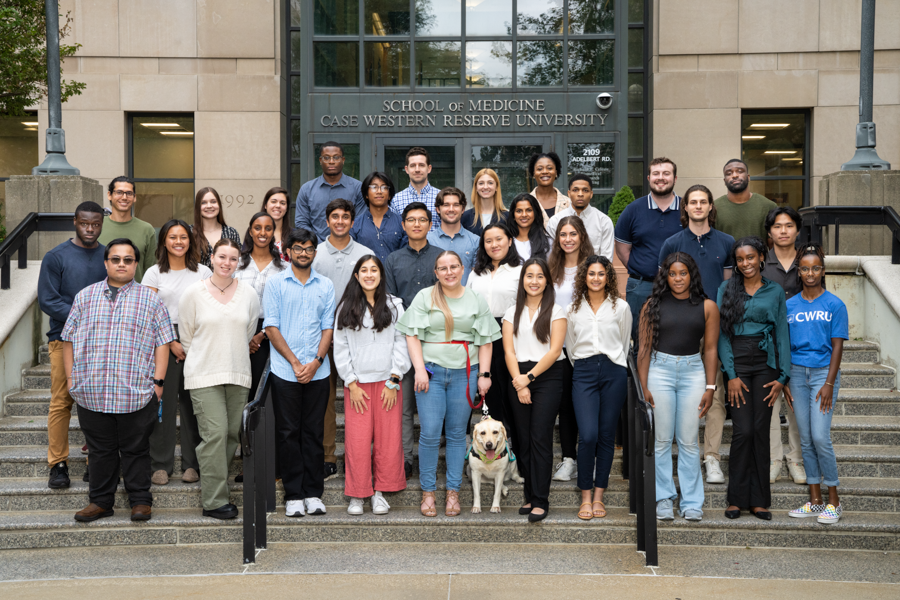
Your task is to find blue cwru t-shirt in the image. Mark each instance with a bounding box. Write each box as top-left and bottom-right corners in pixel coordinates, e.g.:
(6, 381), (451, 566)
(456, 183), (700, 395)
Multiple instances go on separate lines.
(786, 290), (849, 368)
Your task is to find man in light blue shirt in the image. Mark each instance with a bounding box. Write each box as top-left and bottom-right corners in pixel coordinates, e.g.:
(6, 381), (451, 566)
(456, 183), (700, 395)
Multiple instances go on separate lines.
(264, 228), (335, 517)
(294, 142), (366, 242)
(426, 187), (480, 285)
(390, 147), (441, 231)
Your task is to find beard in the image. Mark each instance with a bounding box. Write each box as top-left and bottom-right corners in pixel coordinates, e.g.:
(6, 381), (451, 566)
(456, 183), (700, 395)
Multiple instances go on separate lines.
(650, 181), (676, 196)
(725, 178), (749, 193)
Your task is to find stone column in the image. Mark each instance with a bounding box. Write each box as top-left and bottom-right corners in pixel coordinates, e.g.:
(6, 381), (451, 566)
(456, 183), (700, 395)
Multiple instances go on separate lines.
(818, 170), (900, 256)
(5, 175), (104, 258)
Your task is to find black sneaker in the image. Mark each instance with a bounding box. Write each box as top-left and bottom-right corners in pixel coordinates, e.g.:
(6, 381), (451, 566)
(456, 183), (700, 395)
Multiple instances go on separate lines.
(202, 503), (239, 520)
(83, 466), (89, 483)
(324, 462), (338, 481)
(404, 461), (412, 480)
(48, 462), (70, 489)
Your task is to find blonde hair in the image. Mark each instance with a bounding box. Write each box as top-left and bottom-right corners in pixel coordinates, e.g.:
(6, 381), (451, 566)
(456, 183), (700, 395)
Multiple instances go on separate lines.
(431, 251), (463, 340)
(470, 169), (506, 225)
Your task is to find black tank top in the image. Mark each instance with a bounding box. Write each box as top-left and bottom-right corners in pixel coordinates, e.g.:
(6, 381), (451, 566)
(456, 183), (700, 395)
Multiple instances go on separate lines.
(656, 293), (706, 356)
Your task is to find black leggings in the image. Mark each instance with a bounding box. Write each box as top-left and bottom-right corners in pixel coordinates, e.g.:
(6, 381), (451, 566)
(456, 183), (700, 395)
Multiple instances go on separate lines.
(484, 318), (515, 451)
(727, 336), (776, 509)
(557, 349), (577, 459)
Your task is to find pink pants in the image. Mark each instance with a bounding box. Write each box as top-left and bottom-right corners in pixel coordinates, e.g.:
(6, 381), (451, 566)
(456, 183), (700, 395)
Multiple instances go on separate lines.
(343, 381), (407, 498)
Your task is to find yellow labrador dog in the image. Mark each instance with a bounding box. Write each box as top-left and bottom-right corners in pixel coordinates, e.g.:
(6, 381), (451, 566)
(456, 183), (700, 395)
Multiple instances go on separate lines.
(467, 418), (523, 513)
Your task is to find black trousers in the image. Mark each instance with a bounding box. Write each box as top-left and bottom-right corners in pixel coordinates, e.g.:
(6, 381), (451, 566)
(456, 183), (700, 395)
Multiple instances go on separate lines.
(485, 318), (515, 450)
(727, 336), (776, 509)
(77, 395), (158, 509)
(248, 318), (270, 403)
(270, 373), (329, 501)
(509, 360), (563, 511)
(556, 349), (577, 459)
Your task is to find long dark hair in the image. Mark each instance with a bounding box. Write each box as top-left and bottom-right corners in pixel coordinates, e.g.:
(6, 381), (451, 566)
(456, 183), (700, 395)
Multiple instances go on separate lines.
(506, 193), (550, 259)
(680, 184), (718, 229)
(472, 221), (522, 276)
(240, 212), (284, 270)
(335, 255), (397, 332)
(263, 187), (293, 249)
(796, 242), (827, 288)
(548, 215), (593, 286)
(641, 252), (706, 358)
(720, 236), (768, 339)
(361, 171), (396, 208)
(155, 219), (200, 274)
(571, 255), (620, 314)
(512, 258), (556, 344)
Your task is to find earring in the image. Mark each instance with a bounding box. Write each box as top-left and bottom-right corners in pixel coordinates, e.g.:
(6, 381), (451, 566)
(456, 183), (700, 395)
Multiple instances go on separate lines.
(760, 261), (766, 270)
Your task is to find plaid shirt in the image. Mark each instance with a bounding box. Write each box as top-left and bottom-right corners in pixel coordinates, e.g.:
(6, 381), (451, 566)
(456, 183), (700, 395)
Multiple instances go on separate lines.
(62, 278), (176, 414)
(391, 183), (440, 231)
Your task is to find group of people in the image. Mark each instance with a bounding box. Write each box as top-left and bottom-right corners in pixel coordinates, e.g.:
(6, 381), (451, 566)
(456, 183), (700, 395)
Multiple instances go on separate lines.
(37, 145), (847, 528)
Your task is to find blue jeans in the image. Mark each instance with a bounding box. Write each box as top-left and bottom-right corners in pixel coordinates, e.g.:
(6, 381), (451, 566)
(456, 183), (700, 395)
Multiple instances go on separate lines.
(790, 365), (841, 487)
(649, 352), (706, 512)
(572, 355), (628, 490)
(416, 362), (477, 492)
(625, 278), (654, 353)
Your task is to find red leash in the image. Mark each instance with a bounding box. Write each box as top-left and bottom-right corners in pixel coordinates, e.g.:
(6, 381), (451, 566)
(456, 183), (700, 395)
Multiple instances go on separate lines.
(443, 340), (483, 409)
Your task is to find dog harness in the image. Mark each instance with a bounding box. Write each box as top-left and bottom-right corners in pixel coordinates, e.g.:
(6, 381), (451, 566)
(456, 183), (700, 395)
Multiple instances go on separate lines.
(466, 441), (516, 465)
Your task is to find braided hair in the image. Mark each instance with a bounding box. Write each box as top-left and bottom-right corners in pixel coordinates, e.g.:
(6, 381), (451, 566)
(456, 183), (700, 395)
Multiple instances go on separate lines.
(641, 252), (706, 358)
(719, 236), (768, 340)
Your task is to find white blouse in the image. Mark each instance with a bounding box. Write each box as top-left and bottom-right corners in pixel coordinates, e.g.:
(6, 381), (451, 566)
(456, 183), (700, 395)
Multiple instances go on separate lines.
(553, 266), (578, 311)
(502, 303), (566, 363)
(565, 296), (633, 368)
(513, 238), (532, 261)
(466, 263), (523, 318)
(234, 257), (286, 319)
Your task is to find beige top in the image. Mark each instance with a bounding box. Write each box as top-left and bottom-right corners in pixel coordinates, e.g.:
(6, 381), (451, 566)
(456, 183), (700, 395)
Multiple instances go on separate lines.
(530, 186), (570, 223)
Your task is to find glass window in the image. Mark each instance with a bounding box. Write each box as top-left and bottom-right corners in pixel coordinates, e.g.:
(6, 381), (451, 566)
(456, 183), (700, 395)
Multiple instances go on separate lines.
(291, 121), (302, 160)
(314, 42), (360, 87)
(748, 179), (804, 210)
(567, 143), (614, 191)
(290, 0), (302, 27)
(415, 0), (461, 36)
(133, 182), (196, 228)
(628, 117), (643, 158)
(628, 0), (643, 23)
(517, 0), (564, 35)
(517, 40), (563, 87)
(741, 111), (808, 210)
(291, 163), (304, 203)
(0, 114), (39, 178)
(365, 42), (410, 86)
(131, 115), (195, 226)
(365, 0), (411, 36)
(628, 27), (643, 69)
(466, 41), (512, 88)
(384, 145), (455, 191)
(291, 76), (303, 113)
(471, 145), (542, 206)
(569, 0), (615, 34)
(291, 31), (303, 71)
(416, 41), (461, 87)
(314, 0), (359, 35)
(627, 161), (644, 198)
(313, 143), (361, 179)
(568, 40), (614, 86)
(466, 0), (512, 36)
(628, 72), (643, 112)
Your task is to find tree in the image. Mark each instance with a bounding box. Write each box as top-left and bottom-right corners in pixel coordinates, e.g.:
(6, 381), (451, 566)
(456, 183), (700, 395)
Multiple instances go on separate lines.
(608, 185), (636, 226)
(0, 1), (84, 116)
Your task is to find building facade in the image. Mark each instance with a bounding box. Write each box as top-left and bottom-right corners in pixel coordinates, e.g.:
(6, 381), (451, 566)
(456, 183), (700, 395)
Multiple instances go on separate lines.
(1, 0), (898, 232)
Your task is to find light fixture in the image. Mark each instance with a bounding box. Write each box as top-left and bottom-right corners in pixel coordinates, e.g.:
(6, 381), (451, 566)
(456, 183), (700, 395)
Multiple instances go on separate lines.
(160, 131), (194, 136)
(782, 157), (803, 161)
(748, 123), (789, 129)
(763, 150), (797, 154)
(142, 123), (181, 128)
(22, 121), (39, 126)
(741, 135), (765, 140)
(24, 127), (38, 131)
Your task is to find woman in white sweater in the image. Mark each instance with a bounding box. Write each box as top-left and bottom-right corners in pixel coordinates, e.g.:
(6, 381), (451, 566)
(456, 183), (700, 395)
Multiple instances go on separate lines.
(178, 239), (259, 520)
(333, 255), (411, 515)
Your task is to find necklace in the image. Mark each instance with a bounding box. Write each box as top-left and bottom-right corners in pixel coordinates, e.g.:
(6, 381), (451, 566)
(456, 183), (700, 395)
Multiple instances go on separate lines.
(209, 277), (234, 295)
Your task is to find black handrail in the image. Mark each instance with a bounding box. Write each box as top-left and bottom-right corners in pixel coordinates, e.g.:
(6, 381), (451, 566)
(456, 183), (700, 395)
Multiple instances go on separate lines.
(240, 361), (277, 564)
(0, 212), (75, 289)
(798, 205), (900, 264)
(626, 354), (658, 567)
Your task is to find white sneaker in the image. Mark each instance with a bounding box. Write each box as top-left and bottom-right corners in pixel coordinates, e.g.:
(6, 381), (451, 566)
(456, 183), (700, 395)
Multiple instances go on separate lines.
(305, 497), (326, 515)
(371, 491), (390, 515)
(769, 459), (782, 484)
(704, 456), (725, 484)
(552, 457), (577, 481)
(347, 497), (364, 515)
(285, 499), (305, 517)
(787, 461), (807, 484)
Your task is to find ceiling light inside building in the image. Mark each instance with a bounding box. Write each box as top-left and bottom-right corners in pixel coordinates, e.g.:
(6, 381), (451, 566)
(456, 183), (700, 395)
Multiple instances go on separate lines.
(741, 135), (765, 140)
(160, 131), (194, 136)
(22, 121), (39, 126)
(748, 123), (789, 129)
(782, 157), (803, 161)
(142, 123), (181, 128)
(763, 150), (797, 154)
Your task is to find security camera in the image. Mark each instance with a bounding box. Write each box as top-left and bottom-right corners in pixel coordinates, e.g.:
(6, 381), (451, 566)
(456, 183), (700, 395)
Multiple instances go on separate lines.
(596, 93), (613, 110)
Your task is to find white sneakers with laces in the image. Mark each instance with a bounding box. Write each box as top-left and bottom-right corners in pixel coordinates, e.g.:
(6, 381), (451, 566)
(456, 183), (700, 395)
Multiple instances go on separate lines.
(552, 457), (577, 481)
(285, 499), (305, 517)
(305, 497), (327, 515)
(347, 497), (364, 515)
(371, 491), (390, 515)
(704, 456), (725, 484)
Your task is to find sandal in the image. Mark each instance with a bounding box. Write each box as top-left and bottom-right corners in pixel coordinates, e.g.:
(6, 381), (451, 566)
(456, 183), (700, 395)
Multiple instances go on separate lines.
(420, 492), (437, 517)
(578, 502), (594, 520)
(445, 490), (461, 517)
(592, 500), (607, 518)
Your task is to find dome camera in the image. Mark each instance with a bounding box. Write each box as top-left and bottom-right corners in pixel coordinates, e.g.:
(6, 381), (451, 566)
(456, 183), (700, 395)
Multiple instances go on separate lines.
(596, 93), (613, 110)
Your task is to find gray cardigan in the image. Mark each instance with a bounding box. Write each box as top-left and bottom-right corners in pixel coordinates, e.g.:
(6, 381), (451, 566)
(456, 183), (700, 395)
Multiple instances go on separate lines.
(332, 295), (411, 385)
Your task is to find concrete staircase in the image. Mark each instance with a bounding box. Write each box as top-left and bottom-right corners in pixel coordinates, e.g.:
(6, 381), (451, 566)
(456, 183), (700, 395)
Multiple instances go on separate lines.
(1, 342), (899, 552)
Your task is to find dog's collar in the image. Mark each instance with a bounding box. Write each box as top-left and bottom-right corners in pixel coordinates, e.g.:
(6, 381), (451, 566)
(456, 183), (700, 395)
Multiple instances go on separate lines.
(472, 446), (508, 464)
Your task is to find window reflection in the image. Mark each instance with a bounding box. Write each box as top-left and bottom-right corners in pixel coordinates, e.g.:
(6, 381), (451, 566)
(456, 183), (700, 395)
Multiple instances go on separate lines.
(313, 143), (361, 179)
(416, 41), (461, 87)
(366, 0), (411, 36)
(568, 40), (614, 86)
(314, 0), (359, 35)
(385, 146), (455, 191)
(472, 145), (542, 206)
(517, 41), (563, 87)
(569, 0), (614, 34)
(568, 143), (615, 193)
(134, 182), (195, 228)
(415, 0), (461, 36)
(314, 42), (359, 86)
(366, 42), (410, 86)
(466, 0), (512, 36)
(132, 115), (194, 180)
(0, 114), (39, 179)
(466, 41), (512, 88)
(628, 27), (643, 69)
(517, 0), (563, 35)
(627, 161), (644, 198)
(748, 179), (804, 211)
(628, 72), (643, 112)
(742, 112), (807, 209)
(628, 118), (643, 158)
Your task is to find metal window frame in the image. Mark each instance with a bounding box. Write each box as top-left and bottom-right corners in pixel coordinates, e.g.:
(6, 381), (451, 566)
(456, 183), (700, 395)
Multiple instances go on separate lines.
(0, 111), (39, 183)
(740, 108), (811, 208)
(126, 112), (196, 186)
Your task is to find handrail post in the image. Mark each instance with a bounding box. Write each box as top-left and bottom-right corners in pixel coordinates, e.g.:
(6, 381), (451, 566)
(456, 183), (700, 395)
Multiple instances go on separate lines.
(265, 381), (277, 513)
(242, 425), (256, 564)
(834, 218), (841, 255)
(627, 376), (637, 515)
(642, 421), (658, 566)
(255, 408), (267, 549)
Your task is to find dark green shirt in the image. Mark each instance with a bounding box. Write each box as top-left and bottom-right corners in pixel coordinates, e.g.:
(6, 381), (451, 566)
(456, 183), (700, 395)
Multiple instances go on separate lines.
(716, 278), (791, 384)
(713, 193), (777, 242)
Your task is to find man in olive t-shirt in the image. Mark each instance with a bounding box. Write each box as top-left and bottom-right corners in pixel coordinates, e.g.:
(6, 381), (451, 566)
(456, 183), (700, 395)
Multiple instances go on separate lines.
(96, 176), (157, 283)
(713, 158), (777, 242)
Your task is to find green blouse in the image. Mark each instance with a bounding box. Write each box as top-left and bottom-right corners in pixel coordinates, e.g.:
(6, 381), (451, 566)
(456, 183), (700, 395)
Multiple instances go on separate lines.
(396, 286), (501, 370)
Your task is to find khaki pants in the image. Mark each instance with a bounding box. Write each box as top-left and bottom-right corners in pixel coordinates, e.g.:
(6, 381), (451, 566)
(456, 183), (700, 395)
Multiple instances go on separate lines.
(770, 393), (803, 464)
(703, 369), (727, 461)
(324, 350), (337, 464)
(47, 340), (75, 467)
(191, 384), (248, 510)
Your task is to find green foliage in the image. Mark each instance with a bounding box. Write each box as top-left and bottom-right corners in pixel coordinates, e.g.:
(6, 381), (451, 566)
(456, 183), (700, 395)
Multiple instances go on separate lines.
(0, 2), (85, 116)
(608, 185), (636, 226)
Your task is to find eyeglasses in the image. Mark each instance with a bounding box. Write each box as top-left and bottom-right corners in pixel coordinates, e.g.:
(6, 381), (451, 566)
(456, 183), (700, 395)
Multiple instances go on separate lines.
(436, 264), (462, 274)
(320, 155), (343, 163)
(799, 266), (824, 274)
(290, 246), (316, 255)
(108, 256), (136, 265)
(405, 217), (430, 225)
(112, 190), (135, 198)
(368, 185), (389, 191)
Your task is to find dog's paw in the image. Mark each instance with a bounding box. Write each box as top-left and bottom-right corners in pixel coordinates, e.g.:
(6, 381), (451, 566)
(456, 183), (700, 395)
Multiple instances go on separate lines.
(471, 506), (481, 514)
(512, 474), (524, 483)
(501, 486), (509, 497)
(490, 506), (501, 513)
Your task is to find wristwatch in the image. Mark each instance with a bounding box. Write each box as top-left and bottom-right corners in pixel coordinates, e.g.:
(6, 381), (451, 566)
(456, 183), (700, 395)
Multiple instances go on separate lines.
(527, 373), (536, 382)
(315, 355), (325, 364)
(479, 371), (491, 378)
(706, 384), (717, 391)
(389, 375), (402, 385)
(385, 381), (400, 391)
(153, 378), (165, 387)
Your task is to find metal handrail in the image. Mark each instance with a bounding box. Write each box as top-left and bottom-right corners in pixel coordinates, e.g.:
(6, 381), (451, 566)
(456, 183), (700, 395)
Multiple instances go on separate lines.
(626, 353), (658, 567)
(240, 361), (277, 564)
(798, 205), (900, 264)
(0, 212), (75, 289)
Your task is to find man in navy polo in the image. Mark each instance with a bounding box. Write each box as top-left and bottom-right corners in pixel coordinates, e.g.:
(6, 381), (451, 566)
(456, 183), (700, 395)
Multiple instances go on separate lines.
(657, 184), (734, 299)
(614, 157), (683, 351)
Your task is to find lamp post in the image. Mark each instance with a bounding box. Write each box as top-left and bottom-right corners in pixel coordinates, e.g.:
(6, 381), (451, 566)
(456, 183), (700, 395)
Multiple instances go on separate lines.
(33, 0), (79, 175)
(841, 0), (891, 170)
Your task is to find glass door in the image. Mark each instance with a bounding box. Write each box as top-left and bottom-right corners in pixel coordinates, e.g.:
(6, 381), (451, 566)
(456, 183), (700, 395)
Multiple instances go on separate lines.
(376, 138), (463, 193)
(465, 137), (552, 207)
(565, 133), (619, 213)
